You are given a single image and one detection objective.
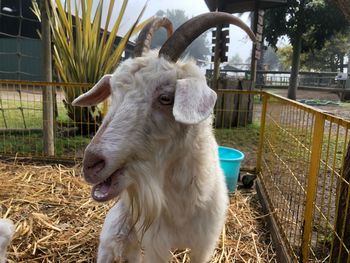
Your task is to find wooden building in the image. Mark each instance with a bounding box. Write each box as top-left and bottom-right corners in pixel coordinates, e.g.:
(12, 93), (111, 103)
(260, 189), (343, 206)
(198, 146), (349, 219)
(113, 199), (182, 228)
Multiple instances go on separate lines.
(0, 0), (135, 81)
(204, 0), (286, 88)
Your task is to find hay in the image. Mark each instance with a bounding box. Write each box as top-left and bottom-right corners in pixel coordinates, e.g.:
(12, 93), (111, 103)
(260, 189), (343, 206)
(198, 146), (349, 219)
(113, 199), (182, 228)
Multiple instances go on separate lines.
(0, 161), (276, 262)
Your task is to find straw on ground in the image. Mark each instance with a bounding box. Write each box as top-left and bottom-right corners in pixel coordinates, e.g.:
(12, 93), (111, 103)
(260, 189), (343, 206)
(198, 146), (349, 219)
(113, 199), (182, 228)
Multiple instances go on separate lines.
(0, 161), (276, 262)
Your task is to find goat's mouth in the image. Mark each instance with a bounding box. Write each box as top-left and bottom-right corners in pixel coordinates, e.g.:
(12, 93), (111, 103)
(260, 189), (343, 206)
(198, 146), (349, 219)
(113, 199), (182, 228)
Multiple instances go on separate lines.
(91, 168), (125, 202)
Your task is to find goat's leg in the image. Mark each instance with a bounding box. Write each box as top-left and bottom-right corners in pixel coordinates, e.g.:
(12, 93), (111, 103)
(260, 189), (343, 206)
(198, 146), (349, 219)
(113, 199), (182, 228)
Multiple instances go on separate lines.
(98, 229), (141, 263)
(189, 243), (217, 263)
(142, 248), (171, 263)
(189, 228), (221, 263)
(123, 228), (142, 263)
(97, 200), (141, 263)
(142, 233), (171, 263)
(142, 234), (172, 263)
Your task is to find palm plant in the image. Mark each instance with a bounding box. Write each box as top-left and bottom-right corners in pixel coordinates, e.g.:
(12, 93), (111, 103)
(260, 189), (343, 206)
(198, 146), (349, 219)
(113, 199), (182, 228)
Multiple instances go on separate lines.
(32, 0), (148, 134)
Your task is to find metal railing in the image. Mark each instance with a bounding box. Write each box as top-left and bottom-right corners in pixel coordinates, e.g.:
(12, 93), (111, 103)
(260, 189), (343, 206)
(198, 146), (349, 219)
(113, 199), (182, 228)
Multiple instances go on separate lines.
(206, 69), (346, 89)
(0, 80), (350, 262)
(258, 92), (350, 262)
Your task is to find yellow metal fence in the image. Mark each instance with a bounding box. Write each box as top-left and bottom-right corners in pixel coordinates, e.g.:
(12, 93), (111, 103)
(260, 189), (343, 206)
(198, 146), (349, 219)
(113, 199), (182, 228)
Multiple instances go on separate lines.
(259, 92), (350, 262)
(1, 80), (350, 262)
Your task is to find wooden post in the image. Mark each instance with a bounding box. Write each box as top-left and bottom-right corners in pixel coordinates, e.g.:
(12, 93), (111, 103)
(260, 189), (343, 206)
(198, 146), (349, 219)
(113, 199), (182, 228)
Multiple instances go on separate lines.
(344, 28), (350, 100)
(212, 24), (222, 91)
(330, 141), (350, 262)
(251, 9), (264, 87)
(346, 28), (350, 90)
(250, 9), (259, 85)
(41, 0), (54, 156)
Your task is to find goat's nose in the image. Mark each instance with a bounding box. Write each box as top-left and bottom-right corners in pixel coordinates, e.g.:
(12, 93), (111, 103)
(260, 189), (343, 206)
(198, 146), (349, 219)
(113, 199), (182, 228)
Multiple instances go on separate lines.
(82, 150), (106, 183)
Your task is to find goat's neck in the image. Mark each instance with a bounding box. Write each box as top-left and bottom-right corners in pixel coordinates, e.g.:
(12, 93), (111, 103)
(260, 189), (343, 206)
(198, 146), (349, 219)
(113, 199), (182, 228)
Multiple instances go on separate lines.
(157, 119), (216, 193)
(127, 119), (218, 229)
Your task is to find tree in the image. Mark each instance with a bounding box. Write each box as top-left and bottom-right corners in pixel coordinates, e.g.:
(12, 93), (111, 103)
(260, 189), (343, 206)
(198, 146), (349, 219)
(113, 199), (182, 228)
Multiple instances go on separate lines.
(264, 0), (349, 99)
(150, 9), (210, 62)
(303, 33), (350, 71)
(229, 53), (243, 65)
(276, 46), (293, 70)
(332, 0), (350, 20)
(277, 34), (350, 72)
(263, 46), (282, 71)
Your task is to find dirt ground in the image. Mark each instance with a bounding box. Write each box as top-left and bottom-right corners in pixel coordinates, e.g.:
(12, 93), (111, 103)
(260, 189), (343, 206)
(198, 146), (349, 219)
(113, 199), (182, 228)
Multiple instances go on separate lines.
(267, 88), (350, 120)
(269, 89), (340, 101)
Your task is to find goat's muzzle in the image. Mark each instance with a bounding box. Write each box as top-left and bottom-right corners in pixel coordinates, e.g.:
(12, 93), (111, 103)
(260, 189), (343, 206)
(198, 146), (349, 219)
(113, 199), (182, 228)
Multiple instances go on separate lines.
(82, 149), (128, 202)
(82, 150), (106, 184)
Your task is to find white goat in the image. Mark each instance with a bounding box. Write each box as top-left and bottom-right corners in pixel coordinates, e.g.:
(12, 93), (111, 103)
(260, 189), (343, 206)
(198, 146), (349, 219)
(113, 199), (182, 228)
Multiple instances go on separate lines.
(73, 13), (255, 263)
(0, 219), (14, 263)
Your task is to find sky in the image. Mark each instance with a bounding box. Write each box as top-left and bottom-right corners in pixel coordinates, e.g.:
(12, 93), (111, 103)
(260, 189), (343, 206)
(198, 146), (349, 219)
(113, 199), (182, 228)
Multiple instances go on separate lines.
(96, 0), (253, 63)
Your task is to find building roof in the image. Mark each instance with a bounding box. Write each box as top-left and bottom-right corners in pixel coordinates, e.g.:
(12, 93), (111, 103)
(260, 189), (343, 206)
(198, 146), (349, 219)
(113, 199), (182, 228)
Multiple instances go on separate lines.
(204, 0), (287, 13)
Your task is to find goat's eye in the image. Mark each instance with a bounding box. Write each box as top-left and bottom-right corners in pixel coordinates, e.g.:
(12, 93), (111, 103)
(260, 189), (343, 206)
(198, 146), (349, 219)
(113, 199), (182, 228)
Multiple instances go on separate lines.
(158, 94), (174, 105)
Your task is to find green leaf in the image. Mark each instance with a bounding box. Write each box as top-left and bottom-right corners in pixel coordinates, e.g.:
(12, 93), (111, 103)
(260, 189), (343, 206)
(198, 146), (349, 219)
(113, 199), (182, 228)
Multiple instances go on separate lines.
(31, 0), (151, 128)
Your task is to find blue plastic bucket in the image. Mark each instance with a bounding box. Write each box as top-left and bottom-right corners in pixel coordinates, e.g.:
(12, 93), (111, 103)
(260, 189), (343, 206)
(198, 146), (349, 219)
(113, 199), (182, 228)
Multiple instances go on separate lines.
(218, 146), (245, 192)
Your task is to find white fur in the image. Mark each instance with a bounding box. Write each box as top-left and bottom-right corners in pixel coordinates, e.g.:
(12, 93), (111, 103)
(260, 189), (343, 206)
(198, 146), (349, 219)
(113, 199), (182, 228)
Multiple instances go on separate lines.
(75, 51), (229, 262)
(0, 219), (14, 263)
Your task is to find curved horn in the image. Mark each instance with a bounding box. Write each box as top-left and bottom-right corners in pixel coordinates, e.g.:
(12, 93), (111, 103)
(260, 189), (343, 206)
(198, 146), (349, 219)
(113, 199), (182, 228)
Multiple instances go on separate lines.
(134, 17), (173, 57)
(159, 12), (256, 62)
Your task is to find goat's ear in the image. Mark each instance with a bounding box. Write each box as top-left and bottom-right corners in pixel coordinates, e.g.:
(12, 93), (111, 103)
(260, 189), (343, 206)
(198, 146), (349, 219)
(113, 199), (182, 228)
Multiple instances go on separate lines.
(173, 78), (217, 124)
(72, 74), (112, 106)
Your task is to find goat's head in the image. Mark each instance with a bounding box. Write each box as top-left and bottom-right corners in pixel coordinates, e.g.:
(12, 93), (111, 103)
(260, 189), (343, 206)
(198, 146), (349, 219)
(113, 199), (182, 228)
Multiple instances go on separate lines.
(72, 13), (255, 203)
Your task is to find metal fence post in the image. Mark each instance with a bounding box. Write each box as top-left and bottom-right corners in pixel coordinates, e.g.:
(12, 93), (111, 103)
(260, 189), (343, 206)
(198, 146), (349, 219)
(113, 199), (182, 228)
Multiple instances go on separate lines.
(256, 93), (268, 172)
(41, 0), (54, 156)
(301, 112), (325, 262)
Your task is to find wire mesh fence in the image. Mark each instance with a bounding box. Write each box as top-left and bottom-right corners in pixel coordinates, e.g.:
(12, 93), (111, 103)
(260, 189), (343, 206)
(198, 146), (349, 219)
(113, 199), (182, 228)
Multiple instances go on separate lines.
(1, 79), (350, 262)
(0, 0), (43, 81)
(0, 80), (263, 166)
(0, 80), (97, 160)
(259, 93), (350, 262)
(206, 69), (340, 89)
(214, 89), (262, 170)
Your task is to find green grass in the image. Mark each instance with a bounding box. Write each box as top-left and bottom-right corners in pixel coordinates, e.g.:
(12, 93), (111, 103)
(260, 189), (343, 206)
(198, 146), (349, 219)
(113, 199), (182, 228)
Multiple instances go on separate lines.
(0, 99), (70, 129)
(0, 98), (90, 157)
(0, 131), (90, 157)
(0, 97), (261, 160)
(0, 99), (42, 128)
(340, 102), (350, 108)
(215, 122), (261, 169)
(0, 106), (262, 161)
(0, 132), (91, 157)
(215, 122), (260, 148)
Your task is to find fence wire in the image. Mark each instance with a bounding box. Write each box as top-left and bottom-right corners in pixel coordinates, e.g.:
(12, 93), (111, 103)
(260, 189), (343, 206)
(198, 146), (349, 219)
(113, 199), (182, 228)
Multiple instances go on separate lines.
(259, 93), (350, 262)
(1, 80), (350, 262)
(0, 80), (95, 160)
(0, 80), (263, 165)
(0, 0), (43, 81)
